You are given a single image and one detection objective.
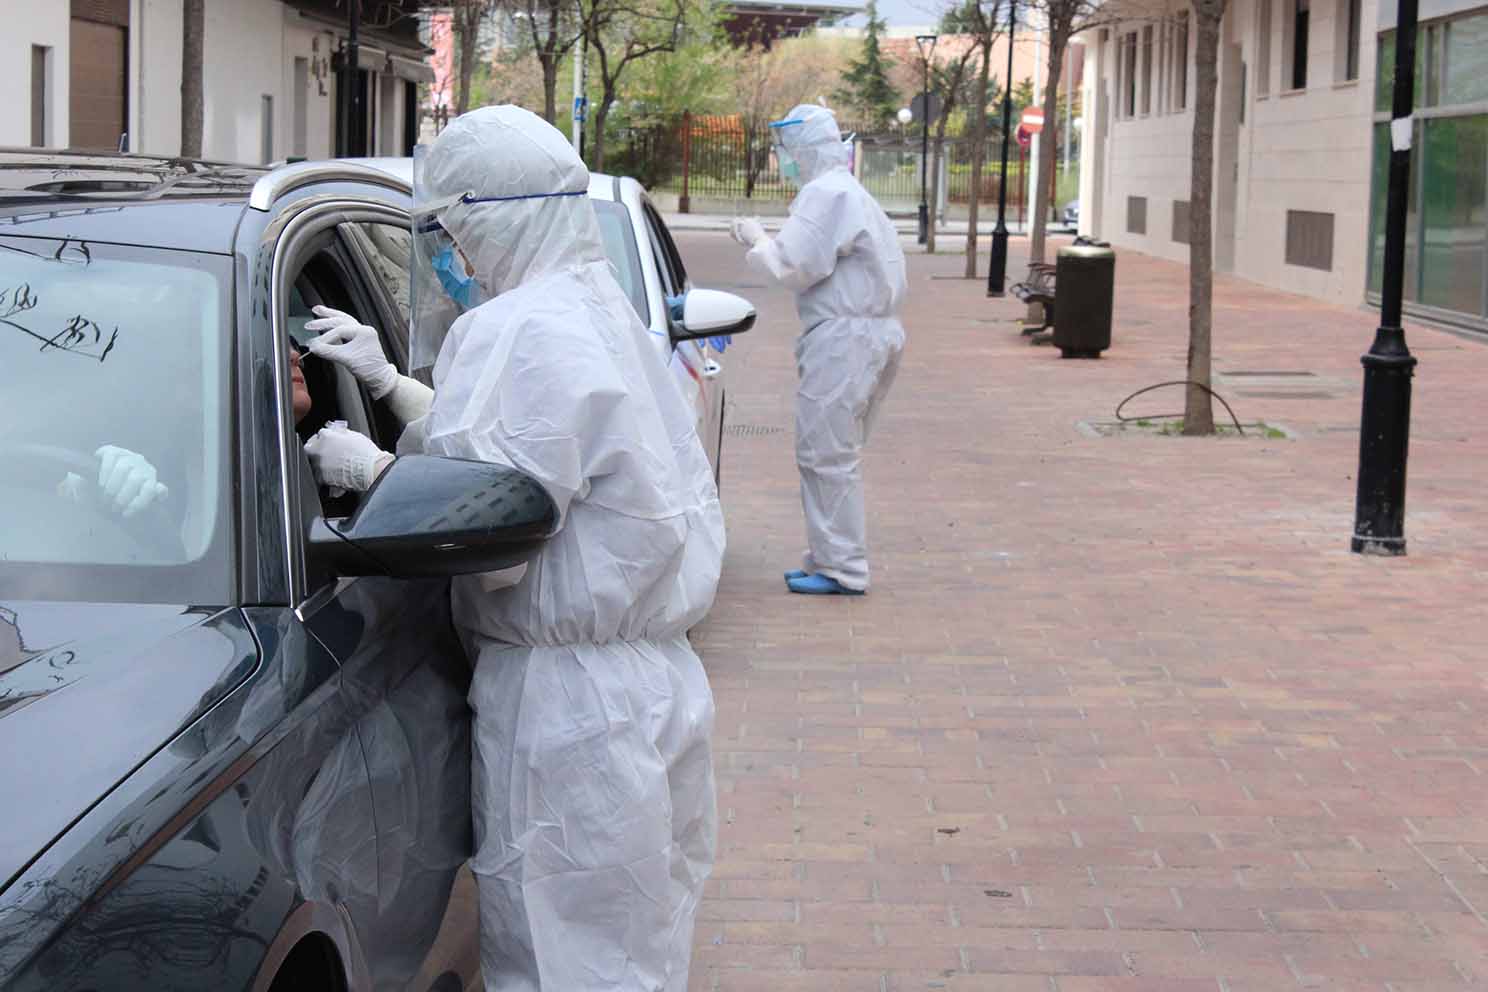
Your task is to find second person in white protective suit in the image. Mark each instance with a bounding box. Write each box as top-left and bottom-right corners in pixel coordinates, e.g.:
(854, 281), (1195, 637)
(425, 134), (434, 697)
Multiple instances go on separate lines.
(400, 106), (725, 991)
(730, 104), (907, 596)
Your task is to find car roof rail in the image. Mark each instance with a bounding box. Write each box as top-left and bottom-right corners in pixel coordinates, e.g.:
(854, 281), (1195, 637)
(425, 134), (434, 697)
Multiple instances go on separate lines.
(249, 160), (412, 212)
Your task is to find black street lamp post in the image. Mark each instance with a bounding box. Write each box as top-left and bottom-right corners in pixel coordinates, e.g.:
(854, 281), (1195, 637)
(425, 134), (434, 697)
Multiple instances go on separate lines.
(916, 34), (938, 245)
(1351, 0), (1418, 555)
(337, 0), (363, 157)
(987, 0), (1016, 295)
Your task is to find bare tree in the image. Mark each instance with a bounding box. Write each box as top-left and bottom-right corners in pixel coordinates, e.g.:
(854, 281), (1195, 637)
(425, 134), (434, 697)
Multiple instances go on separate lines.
(452, 0), (503, 116)
(1181, 0), (1226, 434)
(581, 0), (688, 171)
(733, 31), (850, 198)
(180, 0), (204, 157)
(943, 0), (1006, 278)
(916, 43), (977, 253)
(521, 0), (584, 122)
(1026, 0), (1109, 269)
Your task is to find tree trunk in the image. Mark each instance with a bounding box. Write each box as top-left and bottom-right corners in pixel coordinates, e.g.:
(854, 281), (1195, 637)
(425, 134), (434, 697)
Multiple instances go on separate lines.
(1029, 25), (1066, 267)
(180, 0), (204, 157)
(456, 15), (478, 115)
(540, 49), (559, 122)
(592, 89), (615, 171)
(964, 41), (992, 278)
(1184, 4), (1221, 435)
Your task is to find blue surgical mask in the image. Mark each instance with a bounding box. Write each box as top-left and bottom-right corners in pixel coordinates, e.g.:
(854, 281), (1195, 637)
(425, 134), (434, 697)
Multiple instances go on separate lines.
(432, 245), (477, 308)
(776, 146), (801, 185)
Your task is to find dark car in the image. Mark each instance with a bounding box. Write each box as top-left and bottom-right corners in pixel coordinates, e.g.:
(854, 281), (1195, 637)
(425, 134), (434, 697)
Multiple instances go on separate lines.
(0, 151), (562, 991)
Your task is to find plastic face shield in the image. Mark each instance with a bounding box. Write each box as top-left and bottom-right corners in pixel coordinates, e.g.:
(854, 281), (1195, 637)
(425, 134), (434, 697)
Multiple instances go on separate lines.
(409, 145), (481, 373)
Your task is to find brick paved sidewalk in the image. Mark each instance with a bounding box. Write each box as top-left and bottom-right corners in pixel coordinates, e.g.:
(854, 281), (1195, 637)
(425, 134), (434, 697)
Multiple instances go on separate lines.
(682, 231), (1488, 992)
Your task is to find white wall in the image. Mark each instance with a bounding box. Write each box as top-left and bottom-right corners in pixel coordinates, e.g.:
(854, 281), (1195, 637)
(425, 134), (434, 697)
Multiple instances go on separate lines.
(2, 4), (70, 147)
(135, 0), (182, 156)
(203, 0), (286, 162)
(282, 21), (337, 161)
(130, 1), (342, 162)
(1079, 0), (1378, 305)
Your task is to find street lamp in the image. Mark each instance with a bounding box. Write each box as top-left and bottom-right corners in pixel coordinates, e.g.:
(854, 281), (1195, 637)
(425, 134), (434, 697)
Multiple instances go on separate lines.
(987, 0), (1016, 295)
(336, 0), (363, 157)
(915, 33), (938, 245)
(1351, 0), (1419, 554)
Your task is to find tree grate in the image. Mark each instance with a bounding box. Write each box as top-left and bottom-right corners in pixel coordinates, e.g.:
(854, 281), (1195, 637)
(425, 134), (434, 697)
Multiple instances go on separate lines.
(726, 424), (785, 437)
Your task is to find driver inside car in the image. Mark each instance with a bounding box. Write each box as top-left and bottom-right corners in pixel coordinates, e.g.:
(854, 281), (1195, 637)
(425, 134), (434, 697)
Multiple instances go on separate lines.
(75, 313), (433, 519)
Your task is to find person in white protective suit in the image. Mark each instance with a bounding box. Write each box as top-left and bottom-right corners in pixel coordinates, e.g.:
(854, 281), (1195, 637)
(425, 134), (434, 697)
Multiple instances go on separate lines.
(730, 104), (907, 596)
(400, 105), (725, 992)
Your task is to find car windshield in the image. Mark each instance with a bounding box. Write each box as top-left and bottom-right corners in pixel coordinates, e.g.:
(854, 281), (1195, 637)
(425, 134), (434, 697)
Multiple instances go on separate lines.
(592, 199), (649, 321)
(0, 235), (233, 605)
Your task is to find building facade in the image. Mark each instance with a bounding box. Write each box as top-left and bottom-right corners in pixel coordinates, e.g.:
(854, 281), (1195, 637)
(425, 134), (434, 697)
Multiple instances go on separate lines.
(1078, 0), (1487, 330)
(5, 0), (432, 165)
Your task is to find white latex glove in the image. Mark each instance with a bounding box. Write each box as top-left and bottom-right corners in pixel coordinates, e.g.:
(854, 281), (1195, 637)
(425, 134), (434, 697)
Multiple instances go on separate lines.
(304, 305), (399, 399)
(304, 422), (394, 495)
(93, 445), (169, 518)
(731, 217), (765, 249)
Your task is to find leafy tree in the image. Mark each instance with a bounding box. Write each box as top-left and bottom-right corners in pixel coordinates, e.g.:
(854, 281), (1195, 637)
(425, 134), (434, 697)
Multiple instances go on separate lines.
(939, 0), (1007, 277)
(1025, 0), (1109, 282)
(517, 0), (586, 123)
(837, 0), (900, 126)
(582, 0), (692, 170)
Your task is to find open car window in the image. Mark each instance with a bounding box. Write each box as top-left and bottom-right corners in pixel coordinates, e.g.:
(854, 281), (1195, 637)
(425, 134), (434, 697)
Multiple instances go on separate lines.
(280, 242), (400, 593)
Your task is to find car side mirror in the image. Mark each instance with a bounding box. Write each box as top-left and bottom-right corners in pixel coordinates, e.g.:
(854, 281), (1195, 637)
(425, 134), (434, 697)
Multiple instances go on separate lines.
(669, 289), (756, 344)
(308, 454), (558, 578)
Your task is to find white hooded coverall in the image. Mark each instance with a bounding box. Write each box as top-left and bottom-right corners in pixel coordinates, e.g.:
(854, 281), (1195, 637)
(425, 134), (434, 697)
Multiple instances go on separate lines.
(746, 105), (907, 592)
(400, 106), (724, 991)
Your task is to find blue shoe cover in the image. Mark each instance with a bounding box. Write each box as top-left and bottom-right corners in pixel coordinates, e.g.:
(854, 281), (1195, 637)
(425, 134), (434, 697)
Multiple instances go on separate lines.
(787, 573), (865, 596)
(785, 569), (808, 581)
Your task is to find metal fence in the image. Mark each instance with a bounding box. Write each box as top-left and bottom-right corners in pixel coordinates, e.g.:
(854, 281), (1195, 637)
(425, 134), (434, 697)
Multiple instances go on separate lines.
(605, 113), (1041, 220)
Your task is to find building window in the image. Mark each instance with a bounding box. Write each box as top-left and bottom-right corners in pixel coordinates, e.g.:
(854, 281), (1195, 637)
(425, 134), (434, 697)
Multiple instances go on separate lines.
(1288, 0), (1310, 90)
(1174, 12), (1189, 109)
(1122, 33), (1138, 117)
(1285, 209), (1333, 270)
(1368, 12), (1488, 323)
(1417, 116), (1487, 315)
(1127, 195), (1148, 234)
(260, 95), (274, 165)
(31, 46), (50, 147)
(1172, 199), (1191, 243)
(293, 57), (309, 157)
(1443, 15), (1488, 105)
(1344, 0), (1361, 80)
(1257, 0), (1273, 95)
(1141, 25), (1154, 114)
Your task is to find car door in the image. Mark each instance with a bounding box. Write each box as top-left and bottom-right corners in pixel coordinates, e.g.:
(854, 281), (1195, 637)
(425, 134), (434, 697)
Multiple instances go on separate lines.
(267, 199), (478, 992)
(638, 199), (720, 464)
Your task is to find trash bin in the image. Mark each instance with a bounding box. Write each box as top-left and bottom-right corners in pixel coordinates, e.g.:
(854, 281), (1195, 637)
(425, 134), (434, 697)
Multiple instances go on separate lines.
(1052, 238), (1115, 358)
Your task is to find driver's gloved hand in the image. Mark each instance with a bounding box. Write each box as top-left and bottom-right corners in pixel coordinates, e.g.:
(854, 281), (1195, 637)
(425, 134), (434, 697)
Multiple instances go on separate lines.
(305, 422), (394, 496)
(61, 446), (169, 518)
